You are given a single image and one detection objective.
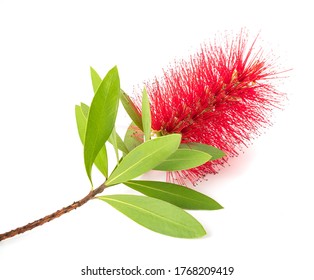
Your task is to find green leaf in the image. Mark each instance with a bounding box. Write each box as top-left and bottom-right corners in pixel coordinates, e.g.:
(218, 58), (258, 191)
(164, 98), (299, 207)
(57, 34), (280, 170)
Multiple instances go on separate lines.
(98, 194), (206, 238)
(141, 87), (151, 141)
(75, 105), (87, 143)
(120, 90), (143, 130)
(108, 129), (129, 154)
(123, 122), (143, 154)
(94, 147), (109, 178)
(154, 149), (212, 171)
(90, 66), (102, 93)
(80, 102), (89, 117)
(81, 101), (126, 170)
(180, 143), (225, 160)
(108, 127), (119, 163)
(84, 66), (120, 183)
(123, 180), (223, 210)
(106, 134), (181, 186)
(75, 104), (108, 178)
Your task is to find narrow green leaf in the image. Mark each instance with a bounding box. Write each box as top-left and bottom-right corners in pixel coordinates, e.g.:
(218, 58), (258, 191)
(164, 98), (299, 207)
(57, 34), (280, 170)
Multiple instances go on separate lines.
(180, 143), (225, 160)
(84, 66), (120, 183)
(109, 127), (119, 163)
(75, 105), (108, 178)
(124, 180), (223, 210)
(80, 102), (89, 117)
(99, 195), (206, 238)
(123, 122), (143, 154)
(75, 105), (87, 143)
(106, 134), (181, 186)
(108, 129), (129, 154)
(82, 102), (128, 154)
(120, 90), (143, 130)
(154, 149), (212, 171)
(93, 146), (109, 178)
(90, 66), (102, 93)
(141, 87), (151, 141)
(81, 103), (125, 162)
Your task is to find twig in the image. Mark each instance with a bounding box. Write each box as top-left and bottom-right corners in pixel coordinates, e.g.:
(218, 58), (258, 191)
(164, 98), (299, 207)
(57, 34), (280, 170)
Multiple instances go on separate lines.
(0, 183), (107, 242)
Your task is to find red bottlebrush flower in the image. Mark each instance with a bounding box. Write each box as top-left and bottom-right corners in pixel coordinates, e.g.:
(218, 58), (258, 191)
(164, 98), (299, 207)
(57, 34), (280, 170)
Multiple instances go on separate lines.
(134, 30), (286, 185)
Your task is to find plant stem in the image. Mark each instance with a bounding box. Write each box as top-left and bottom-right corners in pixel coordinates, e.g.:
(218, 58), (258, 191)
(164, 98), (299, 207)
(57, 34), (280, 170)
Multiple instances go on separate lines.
(0, 183), (107, 242)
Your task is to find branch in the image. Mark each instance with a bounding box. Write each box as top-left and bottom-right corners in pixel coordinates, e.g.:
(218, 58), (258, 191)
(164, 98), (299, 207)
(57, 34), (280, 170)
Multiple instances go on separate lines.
(0, 183), (107, 242)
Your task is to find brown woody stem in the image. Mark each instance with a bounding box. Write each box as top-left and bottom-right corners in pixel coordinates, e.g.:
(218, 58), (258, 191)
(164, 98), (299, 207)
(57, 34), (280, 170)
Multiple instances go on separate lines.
(0, 183), (107, 242)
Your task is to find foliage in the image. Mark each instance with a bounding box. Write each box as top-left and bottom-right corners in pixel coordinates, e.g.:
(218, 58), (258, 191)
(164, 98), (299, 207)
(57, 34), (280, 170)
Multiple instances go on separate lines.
(75, 67), (224, 238)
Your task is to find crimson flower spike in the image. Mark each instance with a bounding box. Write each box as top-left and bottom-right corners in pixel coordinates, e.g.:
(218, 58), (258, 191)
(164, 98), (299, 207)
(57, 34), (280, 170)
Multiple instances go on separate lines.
(134, 30), (287, 186)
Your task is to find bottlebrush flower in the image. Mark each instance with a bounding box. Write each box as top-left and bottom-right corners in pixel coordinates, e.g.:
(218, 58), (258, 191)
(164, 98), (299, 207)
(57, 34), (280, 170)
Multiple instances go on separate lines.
(134, 30), (286, 185)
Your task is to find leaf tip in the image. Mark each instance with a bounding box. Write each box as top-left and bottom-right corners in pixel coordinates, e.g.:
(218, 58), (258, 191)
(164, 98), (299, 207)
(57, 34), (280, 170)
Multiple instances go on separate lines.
(199, 227), (207, 237)
(189, 225), (207, 239)
(216, 204), (224, 210)
(90, 66), (98, 76)
(210, 200), (224, 210)
(111, 65), (119, 74)
(85, 166), (94, 187)
(220, 150), (226, 157)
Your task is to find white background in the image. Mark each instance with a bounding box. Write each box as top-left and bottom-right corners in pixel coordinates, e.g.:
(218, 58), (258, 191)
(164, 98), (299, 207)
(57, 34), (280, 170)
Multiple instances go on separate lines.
(0, 1), (313, 279)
